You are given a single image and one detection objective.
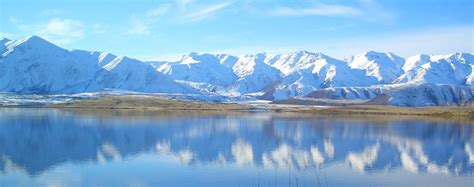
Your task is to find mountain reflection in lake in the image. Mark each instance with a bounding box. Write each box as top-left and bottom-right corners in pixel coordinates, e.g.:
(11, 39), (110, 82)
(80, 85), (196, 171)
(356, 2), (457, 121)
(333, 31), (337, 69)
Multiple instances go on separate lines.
(0, 109), (472, 187)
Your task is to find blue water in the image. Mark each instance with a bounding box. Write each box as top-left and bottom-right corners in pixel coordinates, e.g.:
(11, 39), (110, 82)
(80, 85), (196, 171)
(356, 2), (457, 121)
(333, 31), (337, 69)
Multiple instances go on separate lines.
(0, 108), (472, 187)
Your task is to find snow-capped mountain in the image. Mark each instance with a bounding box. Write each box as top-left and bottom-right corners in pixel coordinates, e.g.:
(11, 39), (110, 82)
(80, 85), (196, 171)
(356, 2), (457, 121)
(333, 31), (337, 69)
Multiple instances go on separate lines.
(158, 53), (238, 87)
(155, 53), (238, 95)
(264, 52), (379, 100)
(0, 36), (194, 94)
(98, 56), (195, 93)
(71, 50), (117, 68)
(304, 83), (473, 107)
(0, 38), (10, 54)
(230, 54), (282, 93)
(0, 36), (472, 106)
(395, 53), (473, 85)
(0, 36), (101, 93)
(156, 52), (282, 95)
(347, 51), (405, 84)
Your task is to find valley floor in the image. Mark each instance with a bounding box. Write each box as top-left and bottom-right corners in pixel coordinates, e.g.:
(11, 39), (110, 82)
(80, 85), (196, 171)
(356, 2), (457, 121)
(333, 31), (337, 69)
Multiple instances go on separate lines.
(9, 95), (469, 122)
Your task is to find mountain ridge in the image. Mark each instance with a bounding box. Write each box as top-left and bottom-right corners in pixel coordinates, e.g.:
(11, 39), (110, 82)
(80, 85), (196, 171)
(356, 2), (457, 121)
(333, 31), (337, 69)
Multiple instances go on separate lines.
(0, 36), (472, 106)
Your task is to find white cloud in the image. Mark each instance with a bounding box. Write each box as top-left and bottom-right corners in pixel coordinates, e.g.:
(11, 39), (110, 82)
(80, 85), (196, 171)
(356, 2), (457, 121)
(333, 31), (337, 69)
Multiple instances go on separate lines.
(127, 19), (150, 35)
(127, 1), (231, 35)
(268, 1), (395, 22)
(358, 0), (396, 22)
(181, 2), (232, 22)
(146, 4), (171, 17)
(126, 4), (172, 36)
(13, 18), (86, 44)
(9, 17), (112, 43)
(92, 24), (106, 34)
(271, 4), (363, 17)
(177, 0), (194, 10)
(359, 0), (378, 7)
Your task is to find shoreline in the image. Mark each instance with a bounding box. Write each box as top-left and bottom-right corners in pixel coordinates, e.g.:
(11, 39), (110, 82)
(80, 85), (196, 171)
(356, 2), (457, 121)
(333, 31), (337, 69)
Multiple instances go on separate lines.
(2, 95), (473, 121)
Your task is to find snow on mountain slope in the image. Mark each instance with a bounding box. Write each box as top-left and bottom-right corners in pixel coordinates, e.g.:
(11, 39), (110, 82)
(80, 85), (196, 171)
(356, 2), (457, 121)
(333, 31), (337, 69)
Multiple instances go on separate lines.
(0, 38), (10, 44)
(395, 53), (473, 85)
(266, 52), (378, 100)
(401, 54), (431, 72)
(69, 50), (197, 94)
(230, 54), (282, 93)
(99, 56), (195, 93)
(157, 53), (238, 88)
(97, 52), (118, 67)
(348, 51), (405, 84)
(264, 51), (324, 75)
(216, 54), (239, 68)
(0, 38), (11, 54)
(304, 83), (473, 107)
(0, 36), (472, 106)
(467, 64), (474, 85)
(0, 36), (101, 93)
(146, 61), (168, 70)
(0, 36), (196, 95)
(70, 50), (117, 68)
(385, 83), (473, 106)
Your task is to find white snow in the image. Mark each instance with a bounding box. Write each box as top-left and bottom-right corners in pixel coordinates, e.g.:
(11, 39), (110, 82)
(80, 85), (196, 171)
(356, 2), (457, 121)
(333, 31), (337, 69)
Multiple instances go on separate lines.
(1, 36), (473, 106)
(0, 36), (195, 94)
(396, 53), (473, 85)
(0, 36), (100, 93)
(231, 54), (282, 93)
(348, 51), (405, 84)
(99, 56), (195, 94)
(157, 53), (238, 87)
(269, 53), (378, 100)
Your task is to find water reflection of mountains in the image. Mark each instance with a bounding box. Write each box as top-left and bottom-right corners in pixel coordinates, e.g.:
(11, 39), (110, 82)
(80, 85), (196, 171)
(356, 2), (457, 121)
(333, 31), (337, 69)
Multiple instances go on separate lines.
(0, 109), (472, 176)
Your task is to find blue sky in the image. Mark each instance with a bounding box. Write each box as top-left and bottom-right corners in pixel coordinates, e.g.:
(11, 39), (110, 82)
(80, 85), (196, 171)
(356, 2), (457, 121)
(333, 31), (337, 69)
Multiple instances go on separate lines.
(1, 0), (473, 60)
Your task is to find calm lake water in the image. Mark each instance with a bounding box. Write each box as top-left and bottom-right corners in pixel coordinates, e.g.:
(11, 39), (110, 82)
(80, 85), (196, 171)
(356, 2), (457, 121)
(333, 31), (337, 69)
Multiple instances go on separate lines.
(0, 108), (472, 187)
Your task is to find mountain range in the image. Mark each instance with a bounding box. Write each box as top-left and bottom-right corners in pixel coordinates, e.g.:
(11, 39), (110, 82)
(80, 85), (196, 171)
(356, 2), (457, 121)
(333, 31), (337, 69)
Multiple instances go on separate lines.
(0, 36), (472, 106)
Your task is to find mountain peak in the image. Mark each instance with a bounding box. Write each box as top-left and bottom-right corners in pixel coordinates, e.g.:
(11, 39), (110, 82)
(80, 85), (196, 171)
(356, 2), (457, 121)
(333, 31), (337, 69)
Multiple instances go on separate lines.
(0, 38), (10, 53)
(408, 54), (431, 62)
(361, 51), (396, 59)
(437, 52), (474, 65)
(181, 52), (225, 65)
(0, 37), (11, 43)
(292, 50), (324, 58)
(364, 50), (384, 56)
(0, 35), (68, 58)
(299, 50), (311, 54)
(114, 56), (139, 63)
(181, 52), (203, 60)
(187, 52), (199, 57)
(103, 56), (144, 71)
(348, 51), (405, 83)
(23, 35), (51, 44)
(452, 52), (473, 60)
(8, 35), (58, 50)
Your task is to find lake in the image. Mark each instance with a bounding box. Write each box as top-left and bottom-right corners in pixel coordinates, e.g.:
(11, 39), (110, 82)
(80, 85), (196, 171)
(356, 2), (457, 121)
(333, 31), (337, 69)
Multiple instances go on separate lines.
(0, 108), (472, 187)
